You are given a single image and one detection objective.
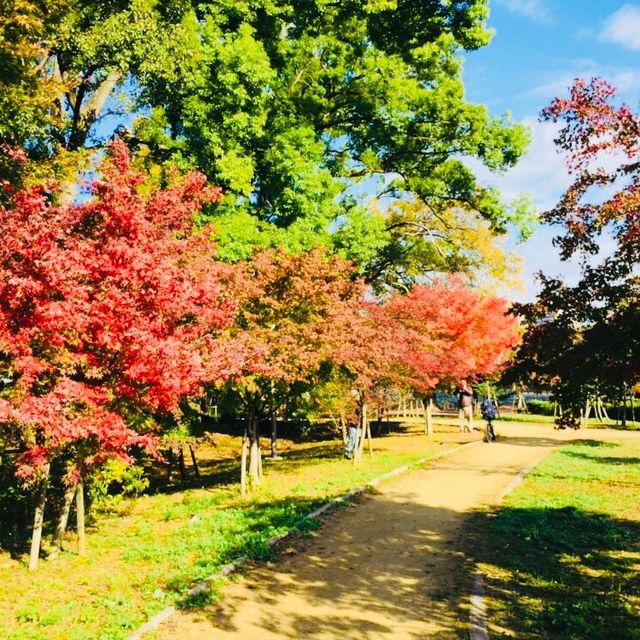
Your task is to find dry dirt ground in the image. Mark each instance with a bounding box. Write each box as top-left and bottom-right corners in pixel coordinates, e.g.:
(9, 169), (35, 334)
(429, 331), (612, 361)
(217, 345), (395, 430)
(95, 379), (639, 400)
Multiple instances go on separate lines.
(151, 422), (634, 640)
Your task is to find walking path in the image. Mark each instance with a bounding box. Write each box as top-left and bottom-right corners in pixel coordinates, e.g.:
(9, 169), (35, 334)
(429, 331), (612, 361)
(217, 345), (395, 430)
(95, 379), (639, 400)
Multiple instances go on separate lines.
(150, 423), (616, 639)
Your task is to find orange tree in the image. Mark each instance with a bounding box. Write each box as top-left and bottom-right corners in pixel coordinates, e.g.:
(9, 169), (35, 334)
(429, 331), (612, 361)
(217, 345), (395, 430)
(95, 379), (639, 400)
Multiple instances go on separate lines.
(218, 248), (368, 490)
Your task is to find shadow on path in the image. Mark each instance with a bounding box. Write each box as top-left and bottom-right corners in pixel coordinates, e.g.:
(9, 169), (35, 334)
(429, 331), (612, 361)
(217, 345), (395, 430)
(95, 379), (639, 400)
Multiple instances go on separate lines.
(153, 424), (640, 640)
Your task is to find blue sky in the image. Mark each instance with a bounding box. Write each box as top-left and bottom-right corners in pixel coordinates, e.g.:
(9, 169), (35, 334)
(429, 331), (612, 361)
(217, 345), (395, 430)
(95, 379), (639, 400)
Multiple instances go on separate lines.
(462, 1), (640, 300)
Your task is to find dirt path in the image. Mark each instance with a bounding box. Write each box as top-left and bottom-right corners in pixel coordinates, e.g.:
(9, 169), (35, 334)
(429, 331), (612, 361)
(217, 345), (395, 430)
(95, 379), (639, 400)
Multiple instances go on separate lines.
(150, 423), (609, 640)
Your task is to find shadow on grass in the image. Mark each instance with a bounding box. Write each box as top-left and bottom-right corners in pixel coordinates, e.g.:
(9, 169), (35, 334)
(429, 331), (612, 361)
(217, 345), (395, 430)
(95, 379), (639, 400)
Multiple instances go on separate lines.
(468, 504), (640, 640)
(565, 439), (617, 448)
(604, 422), (640, 432)
(160, 495), (327, 606)
(146, 441), (346, 496)
(563, 451), (640, 466)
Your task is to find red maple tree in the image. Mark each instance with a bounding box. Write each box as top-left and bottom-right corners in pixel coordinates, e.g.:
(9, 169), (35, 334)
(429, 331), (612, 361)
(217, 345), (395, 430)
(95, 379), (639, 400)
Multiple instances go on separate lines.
(541, 77), (640, 260)
(0, 141), (241, 484)
(382, 277), (521, 392)
(328, 277), (520, 450)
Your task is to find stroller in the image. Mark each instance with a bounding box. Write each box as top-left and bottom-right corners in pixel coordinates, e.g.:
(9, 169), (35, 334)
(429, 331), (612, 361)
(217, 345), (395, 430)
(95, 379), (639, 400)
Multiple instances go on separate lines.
(480, 399), (497, 442)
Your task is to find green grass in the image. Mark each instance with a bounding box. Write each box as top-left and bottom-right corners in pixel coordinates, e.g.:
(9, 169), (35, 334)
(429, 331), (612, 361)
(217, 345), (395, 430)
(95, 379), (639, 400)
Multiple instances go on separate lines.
(498, 411), (640, 431)
(475, 438), (640, 639)
(0, 429), (457, 640)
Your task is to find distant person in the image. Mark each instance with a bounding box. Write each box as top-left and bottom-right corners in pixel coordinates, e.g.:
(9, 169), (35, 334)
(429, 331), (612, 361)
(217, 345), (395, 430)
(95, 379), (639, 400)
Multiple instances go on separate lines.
(344, 403), (361, 460)
(480, 398), (497, 442)
(457, 380), (474, 433)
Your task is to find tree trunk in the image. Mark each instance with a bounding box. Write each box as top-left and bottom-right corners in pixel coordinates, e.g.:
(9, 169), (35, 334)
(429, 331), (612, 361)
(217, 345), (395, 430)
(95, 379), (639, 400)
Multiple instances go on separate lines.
(338, 413), (346, 445)
(177, 445), (187, 481)
(76, 478), (86, 556)
(425, 398), (433, 436)
(356, 400), (368, 460)
(240, 428), (248, 498)
(52, 481), (78, 552)
(517, 391), (528, 413)
(188, 443), (200, 478)
(270, 411), (281, 459)
(257, 427), (263, 480)
(247, 413), (262, 486)
(28, 463), (50, 571)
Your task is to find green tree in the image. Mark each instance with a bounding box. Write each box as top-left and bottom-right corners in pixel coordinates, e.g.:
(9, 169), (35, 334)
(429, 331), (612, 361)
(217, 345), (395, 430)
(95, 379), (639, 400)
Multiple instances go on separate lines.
(0, 0), (200, 186)
(133, 0), (532, 286)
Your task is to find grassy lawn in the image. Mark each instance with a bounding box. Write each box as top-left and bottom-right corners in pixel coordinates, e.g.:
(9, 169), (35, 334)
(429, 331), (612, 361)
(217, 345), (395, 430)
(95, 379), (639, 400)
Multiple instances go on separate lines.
(476, 437), (640, 639)
(0, 421), (464, 640)
(497, 410), (640, 431)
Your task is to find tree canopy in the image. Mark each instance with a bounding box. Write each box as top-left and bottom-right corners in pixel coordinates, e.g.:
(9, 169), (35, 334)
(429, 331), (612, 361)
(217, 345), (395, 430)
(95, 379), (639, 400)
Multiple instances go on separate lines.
(0, 142), (240, 482)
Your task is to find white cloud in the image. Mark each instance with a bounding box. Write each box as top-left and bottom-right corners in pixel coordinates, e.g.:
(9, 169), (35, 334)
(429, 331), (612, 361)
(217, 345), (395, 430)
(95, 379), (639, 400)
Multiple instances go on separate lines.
(526, 59), (640, 109)
(600, 4), (640, 51)
(495, 0), (554, 25)
(467, 118), (575, 300)
(472, 118), (570, 211)
(473, 119), (630, 301)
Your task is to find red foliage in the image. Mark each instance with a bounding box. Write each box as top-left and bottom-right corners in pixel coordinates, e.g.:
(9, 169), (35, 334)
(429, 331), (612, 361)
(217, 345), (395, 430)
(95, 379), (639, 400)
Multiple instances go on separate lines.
(322, 275), (519, 402)
(541, 77), (640, 260)
(381, 277), (521, 393)
(228, 248), (367, 405)
(542, 77), (640, 173)
(0, 141), (241, 481)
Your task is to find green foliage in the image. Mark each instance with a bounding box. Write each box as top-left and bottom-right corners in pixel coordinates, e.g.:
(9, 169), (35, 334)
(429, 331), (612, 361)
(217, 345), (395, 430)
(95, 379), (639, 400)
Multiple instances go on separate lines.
(134, 0), (530, 287)
(1, 0), (531, 290)
(526, 399), (554, 416)
(88, 460), (149, 511)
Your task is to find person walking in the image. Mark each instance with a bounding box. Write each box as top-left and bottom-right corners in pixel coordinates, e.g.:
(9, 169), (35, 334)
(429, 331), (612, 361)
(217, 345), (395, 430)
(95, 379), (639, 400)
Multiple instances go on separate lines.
(457, 380), (475, 433)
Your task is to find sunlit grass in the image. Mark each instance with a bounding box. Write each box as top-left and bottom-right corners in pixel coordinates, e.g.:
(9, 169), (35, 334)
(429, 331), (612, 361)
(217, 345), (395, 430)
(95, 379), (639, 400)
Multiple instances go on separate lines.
(478, 438), (640, 640)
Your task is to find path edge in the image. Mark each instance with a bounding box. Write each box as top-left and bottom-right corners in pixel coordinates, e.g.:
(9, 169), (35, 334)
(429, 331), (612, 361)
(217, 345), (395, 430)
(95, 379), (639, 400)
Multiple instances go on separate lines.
(469, 451), (550, 640)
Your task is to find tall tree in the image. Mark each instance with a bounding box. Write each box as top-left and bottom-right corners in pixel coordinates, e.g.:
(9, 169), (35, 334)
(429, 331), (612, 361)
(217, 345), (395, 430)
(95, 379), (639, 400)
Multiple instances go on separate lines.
(0, 0), (201, 186)
(509, 78), (640, 420)
(322, 276), (519, 454)
(220, 247), (366, 489)
(361, 197), (528, 294)
(2, 1), (532, 287)
(132, 0), (533, 286)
